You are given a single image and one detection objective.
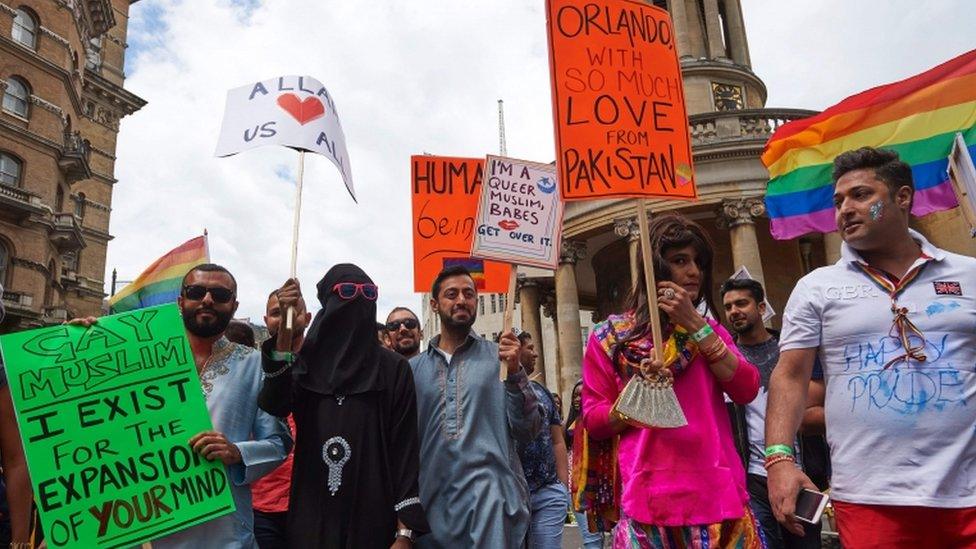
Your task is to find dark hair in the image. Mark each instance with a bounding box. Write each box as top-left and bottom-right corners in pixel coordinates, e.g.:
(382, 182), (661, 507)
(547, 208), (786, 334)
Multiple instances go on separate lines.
(376, 322), (387, 332)
(225, 320), (255, 348)
(832, 147), (914, 205)
(431, 265), (474, 298)
(620, 213), (716, 351)
(267, 288), (279, 301)
(719, 278), (765, 304)
(386, 306), (419, 323)
(183, 263), (237, 291)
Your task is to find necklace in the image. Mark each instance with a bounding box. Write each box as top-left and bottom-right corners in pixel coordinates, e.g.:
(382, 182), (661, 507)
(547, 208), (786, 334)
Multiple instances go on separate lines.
(199, 338), (235, 397)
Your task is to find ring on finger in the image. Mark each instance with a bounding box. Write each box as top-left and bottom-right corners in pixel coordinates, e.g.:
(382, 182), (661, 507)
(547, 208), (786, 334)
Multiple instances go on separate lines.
(663, 288), (676, 300)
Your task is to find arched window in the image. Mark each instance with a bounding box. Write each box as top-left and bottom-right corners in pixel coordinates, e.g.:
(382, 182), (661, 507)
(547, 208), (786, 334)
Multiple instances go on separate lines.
(0, 152), (22, 187)
(74, 192), (86, 218)
(12, 8), (38, 50)
(55, 185), (64, 211)
(2, 76), (30, 118)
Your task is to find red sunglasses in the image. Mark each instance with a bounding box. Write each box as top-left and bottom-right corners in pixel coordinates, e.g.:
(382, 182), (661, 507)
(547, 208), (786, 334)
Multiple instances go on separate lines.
(332, 282), (378, 301)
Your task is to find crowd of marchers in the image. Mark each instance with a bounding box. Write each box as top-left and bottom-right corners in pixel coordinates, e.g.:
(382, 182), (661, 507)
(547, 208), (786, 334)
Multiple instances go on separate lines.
(0, 146), (973, 549)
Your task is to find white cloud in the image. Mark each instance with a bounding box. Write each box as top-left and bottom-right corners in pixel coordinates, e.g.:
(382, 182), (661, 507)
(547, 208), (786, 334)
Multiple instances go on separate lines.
(110, 0), (973, 323)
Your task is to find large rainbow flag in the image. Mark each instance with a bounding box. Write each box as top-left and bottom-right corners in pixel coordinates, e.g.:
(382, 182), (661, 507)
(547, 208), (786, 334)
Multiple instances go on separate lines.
(763, 49), (976, 240)
(109, 235), (210, 313)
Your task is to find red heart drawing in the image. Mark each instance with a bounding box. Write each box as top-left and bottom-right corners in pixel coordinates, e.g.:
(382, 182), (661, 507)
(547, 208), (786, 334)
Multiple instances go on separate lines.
(276, 93), (325, 125)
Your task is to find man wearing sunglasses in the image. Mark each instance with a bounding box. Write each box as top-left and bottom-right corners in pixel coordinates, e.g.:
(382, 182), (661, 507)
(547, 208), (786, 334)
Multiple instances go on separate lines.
(153, 263), (291, 549)
(411, 265), (542, 548)
(385, 307), (423, 359)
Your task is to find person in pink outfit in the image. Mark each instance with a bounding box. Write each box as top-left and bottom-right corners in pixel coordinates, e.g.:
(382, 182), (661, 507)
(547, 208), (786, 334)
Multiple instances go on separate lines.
(577, 213), (765, 549)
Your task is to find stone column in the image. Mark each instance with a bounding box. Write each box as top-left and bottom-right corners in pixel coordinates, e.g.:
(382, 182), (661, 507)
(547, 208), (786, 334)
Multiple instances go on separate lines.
(716, 197), (767, 286)
(542, 292), (561, 396)
(614, 218), (641, 292)
(722, 0), (751, 67)
(519, 279), (546, 384)
(702, 0), (726, 60)
(683, 0), (707, 58)
(555, 241), (586, 408)
(668, 0), (692, 58)
(823, 232), (843, 264)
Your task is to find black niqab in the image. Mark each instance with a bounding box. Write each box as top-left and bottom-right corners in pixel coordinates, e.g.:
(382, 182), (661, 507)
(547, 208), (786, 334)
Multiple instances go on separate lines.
(295, 263), (382, 395)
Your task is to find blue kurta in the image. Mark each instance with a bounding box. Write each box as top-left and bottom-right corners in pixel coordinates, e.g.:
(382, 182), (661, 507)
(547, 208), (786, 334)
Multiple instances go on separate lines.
(410, 333), (542, 548)
(154, 338), (291, 549)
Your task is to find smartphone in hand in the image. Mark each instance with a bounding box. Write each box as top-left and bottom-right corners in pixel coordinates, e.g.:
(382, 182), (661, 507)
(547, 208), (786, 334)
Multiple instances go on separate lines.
(793, 489), (829, 525)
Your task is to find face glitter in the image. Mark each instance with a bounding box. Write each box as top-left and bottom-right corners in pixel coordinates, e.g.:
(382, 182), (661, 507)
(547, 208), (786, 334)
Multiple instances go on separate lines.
(869, 201), (884, 221)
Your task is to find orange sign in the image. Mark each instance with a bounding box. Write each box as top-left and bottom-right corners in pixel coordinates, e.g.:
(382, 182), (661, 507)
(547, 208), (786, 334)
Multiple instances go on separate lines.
(412, 156), (512, 293)
(546, 0), (696, 201)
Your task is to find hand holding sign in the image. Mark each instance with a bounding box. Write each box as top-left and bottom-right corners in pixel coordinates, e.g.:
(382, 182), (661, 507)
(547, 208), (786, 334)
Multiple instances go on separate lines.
(497, 331), (522, 377)
(190, 431), (242, 465)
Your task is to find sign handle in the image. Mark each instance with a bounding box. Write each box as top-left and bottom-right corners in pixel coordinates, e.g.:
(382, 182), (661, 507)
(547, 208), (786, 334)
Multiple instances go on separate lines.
(285, 150), (306, 333)
(500, 267), (519, 380)
(635, 199), (664, 360)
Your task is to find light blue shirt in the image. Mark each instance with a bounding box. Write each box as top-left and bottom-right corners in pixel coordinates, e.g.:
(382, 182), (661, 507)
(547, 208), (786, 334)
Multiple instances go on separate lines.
(411, 332), (542, 548)
(153, 338), (291, 548)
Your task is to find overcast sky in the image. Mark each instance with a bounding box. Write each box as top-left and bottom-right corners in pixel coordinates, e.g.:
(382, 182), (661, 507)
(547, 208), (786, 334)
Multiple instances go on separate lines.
(108, 0), (973, 323)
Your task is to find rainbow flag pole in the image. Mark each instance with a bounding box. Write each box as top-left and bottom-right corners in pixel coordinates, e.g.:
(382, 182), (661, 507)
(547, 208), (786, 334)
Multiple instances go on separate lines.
(108, 234), (210, 313)
(763, 49), (976, 240)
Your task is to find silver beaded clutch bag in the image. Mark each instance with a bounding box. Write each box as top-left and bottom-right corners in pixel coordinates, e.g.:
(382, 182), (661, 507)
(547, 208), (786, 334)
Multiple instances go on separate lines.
(611, 373), (687, 429)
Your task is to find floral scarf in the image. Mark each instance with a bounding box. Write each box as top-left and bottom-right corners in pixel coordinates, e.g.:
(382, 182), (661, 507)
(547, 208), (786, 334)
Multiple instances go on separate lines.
(571, 313), (700, 530)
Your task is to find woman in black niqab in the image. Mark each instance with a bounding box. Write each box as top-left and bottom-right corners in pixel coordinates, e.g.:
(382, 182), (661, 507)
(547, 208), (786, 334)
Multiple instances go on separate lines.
(294, 263), (382, 397)
(259, 264), (428, 548)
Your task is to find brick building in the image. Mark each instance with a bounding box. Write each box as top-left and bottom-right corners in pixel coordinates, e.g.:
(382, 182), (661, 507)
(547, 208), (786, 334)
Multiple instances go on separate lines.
(0, 0), (144, 332)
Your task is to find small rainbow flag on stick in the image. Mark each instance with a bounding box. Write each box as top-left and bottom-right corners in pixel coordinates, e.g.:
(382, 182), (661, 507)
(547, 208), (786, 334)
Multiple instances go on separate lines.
(763, 49), (976, 240)
(109, 235), (210, 313)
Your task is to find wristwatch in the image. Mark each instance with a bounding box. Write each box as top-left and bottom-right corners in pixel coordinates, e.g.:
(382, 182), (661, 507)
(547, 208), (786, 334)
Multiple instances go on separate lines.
(395, 528), (416, 542)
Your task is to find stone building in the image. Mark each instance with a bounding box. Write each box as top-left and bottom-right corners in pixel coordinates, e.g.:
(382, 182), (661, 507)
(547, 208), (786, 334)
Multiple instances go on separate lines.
(0, 0), (145, 332)
(422, 0), (976, 408)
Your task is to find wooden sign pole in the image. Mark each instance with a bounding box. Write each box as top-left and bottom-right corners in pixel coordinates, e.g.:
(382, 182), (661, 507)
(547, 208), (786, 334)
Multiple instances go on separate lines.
(283, 150), (306, 338)
(500, 267), (519, 380)
(634, 199), (664, 360)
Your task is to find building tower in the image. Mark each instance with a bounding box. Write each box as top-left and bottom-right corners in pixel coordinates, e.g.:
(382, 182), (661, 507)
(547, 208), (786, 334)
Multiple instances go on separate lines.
(0, 1), (146, 331)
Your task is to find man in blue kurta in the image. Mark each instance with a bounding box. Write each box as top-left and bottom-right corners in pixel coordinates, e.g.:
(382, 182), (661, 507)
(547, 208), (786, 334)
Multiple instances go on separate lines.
(410, 266), (542, 548)
(153, 264), (291, 548)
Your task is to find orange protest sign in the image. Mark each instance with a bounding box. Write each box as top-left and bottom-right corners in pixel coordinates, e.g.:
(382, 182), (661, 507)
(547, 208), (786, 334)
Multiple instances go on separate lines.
(412, 156), (512, 293)
(546, 0), (696, 201)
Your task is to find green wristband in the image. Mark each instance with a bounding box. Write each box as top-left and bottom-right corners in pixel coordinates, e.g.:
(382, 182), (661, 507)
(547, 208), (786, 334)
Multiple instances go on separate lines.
(764, 444), (794, 458)
(691, 323), (715, 343)
(270, 350), (294, 364)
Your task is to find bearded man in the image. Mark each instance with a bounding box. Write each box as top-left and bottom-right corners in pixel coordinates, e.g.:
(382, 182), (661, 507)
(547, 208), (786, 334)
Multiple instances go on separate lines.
(155, 263), (292, 548)
(410, 265), (542, 548)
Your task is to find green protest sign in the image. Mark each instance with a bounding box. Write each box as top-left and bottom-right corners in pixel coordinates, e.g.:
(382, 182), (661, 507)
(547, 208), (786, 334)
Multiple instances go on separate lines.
(0, 303), (235, 548)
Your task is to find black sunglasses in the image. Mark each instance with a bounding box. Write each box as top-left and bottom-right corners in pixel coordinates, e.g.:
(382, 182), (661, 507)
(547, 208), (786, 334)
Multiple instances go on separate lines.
(182, 285), (235, 303)
(386, 318), (419, 332)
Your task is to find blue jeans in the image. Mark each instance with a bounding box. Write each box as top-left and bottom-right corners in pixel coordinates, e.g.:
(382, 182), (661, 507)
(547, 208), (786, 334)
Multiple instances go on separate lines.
(528, 483), (568, 549)
(567, 490), (604, 549)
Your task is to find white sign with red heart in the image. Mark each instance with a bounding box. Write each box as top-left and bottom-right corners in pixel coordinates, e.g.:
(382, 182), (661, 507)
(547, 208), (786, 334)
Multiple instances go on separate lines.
(215, 75), (355, 200)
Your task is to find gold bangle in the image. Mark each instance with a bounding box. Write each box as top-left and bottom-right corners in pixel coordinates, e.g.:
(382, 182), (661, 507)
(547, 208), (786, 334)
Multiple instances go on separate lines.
(706, 347), (729, 363)
(702, 340), (728, 363)
(700, 338), (723, 357)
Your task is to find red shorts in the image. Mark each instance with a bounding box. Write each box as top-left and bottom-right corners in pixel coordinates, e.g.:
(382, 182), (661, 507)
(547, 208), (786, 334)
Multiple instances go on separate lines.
(833, 500), (976, 549)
